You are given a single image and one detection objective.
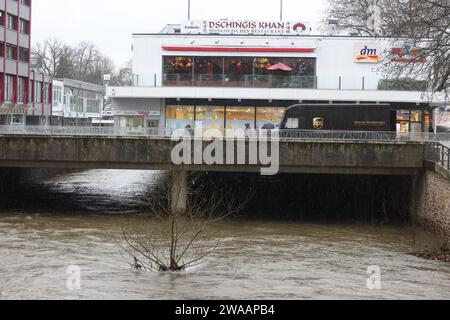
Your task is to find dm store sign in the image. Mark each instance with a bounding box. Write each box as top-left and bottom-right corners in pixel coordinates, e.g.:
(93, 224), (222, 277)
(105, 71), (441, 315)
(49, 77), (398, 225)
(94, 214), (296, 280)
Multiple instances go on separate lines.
(355, 43), (382, 63)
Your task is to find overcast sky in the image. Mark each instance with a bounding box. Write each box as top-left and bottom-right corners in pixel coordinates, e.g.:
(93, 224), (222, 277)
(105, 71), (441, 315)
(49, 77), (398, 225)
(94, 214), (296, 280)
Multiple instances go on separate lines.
(33, 0), (327, 68)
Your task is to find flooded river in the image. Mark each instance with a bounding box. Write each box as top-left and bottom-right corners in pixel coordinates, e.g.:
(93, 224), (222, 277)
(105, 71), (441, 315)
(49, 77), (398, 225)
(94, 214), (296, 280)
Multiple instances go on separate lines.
(0, 170), (449, 300)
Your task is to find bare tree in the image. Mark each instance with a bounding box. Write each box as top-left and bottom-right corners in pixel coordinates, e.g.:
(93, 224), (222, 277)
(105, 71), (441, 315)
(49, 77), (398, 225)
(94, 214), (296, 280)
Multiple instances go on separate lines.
(121, 171), (251, 272)
(33, 39), (116, 85)
(110, 59), (133, 86)
(32, 39), (74, 78)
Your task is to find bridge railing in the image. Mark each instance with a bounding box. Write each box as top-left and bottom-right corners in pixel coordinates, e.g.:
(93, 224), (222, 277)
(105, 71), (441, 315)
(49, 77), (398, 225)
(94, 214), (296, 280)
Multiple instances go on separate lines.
(1, 125), (450, 143)
(0, 126), (174, 138)
(426, 143), (450, 171)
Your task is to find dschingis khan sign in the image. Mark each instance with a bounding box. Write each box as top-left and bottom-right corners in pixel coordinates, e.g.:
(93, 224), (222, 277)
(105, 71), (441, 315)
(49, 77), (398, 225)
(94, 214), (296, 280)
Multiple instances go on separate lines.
(182, 20), (311, 35)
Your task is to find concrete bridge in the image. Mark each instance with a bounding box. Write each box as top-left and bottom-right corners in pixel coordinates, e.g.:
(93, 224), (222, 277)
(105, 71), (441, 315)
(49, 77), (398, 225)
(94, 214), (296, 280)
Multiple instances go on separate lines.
(0, 133), (428, 176)
(0, 127), (449, 242)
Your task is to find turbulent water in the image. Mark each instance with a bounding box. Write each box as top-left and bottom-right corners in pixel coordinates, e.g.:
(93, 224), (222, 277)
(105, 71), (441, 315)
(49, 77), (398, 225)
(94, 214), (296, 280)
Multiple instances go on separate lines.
(0, 170), (450, 300)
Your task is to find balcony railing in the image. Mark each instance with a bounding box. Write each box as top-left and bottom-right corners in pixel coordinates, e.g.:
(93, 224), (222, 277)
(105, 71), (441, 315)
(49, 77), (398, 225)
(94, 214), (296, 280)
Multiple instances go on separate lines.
(164, 74), (318, 89)
(129, 74), (428, 91)
(1, 126), (450, 143)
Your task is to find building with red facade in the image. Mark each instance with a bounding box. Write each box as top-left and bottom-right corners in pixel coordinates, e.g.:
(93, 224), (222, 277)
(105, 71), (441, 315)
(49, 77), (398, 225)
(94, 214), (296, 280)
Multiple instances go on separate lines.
(0, 0), (52, 125)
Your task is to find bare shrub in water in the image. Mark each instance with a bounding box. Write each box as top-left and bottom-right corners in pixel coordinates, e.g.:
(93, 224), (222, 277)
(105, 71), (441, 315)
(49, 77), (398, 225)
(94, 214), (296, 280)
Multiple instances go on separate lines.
(121, 171), (250, 272)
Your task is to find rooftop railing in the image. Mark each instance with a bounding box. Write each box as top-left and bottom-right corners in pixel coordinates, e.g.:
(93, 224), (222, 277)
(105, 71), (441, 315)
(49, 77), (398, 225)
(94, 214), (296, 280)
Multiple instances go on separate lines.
(1, 126), (450, 143)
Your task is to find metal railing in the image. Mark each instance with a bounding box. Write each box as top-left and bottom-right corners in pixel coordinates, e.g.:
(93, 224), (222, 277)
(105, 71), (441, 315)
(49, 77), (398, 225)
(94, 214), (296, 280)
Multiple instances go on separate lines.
(1, 126), (450, 143)
(0, 125), (174, 137)
(426, 143), (450, 171)
(128, 73), (430, 91)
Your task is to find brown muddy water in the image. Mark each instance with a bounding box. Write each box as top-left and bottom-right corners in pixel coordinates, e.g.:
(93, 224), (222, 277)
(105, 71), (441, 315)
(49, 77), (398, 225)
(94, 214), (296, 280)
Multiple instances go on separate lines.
(0, 170), (449, 300)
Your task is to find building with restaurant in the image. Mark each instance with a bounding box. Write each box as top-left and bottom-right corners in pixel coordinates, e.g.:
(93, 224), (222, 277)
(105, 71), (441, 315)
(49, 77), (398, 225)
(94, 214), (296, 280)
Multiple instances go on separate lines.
(108, 20), (446, 133)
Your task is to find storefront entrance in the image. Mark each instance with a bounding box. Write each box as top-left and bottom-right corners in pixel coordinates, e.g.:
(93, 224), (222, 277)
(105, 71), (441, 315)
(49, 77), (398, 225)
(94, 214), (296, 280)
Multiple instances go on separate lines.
(396, 109), (432, 133)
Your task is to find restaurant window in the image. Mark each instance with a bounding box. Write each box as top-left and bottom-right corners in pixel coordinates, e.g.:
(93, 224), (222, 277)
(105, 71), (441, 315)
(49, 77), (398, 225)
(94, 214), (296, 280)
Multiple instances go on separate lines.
(163, 57), (193, 85)
(223, 57), (254, 85)
(193, 57), (224, 85)
(166, 105), (195, 130)
(226, 106), (255, 130)
(256, 107), (285, 129)
(195, 106), (225, 131)
(163, 55), (316, 88)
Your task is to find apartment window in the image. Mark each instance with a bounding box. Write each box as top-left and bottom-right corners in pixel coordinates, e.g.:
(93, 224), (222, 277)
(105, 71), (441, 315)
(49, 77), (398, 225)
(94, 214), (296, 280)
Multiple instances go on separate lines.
(0, 11), (5, 26)
(20, 0), (31, 6)
(5, 75), (14, 102)
(34, 81), (42, 103)
(20, 19), (30, 34)
(18, 77), (27, 103)
(44, 83), (50, 103)
(19, 47), (29, 62)
(0, 42), (4, 57)
(7, 14), (18, 30)
(7, 45), (17, 60)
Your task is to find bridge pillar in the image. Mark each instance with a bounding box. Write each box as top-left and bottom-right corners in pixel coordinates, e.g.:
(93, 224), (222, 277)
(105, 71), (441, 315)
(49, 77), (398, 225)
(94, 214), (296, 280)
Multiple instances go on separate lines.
(171, 171), (188, 214)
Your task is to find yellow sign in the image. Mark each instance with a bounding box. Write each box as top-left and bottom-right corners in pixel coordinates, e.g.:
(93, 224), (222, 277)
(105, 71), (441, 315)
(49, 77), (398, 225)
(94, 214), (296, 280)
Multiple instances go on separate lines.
(313, 117), (324, 130)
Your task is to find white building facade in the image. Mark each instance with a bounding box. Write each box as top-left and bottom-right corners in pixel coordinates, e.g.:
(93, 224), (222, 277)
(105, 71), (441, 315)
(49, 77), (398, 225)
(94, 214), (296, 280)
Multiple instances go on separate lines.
(108, 21), (446, 133)
(52, 78), (104, 126)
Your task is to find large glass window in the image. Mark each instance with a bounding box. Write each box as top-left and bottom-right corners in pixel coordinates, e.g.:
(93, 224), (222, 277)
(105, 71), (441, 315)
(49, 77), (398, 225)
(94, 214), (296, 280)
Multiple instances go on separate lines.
(226, 106), (255, 131)
(193, 57), (224, 86)
(164, 104), (289, 132)
(195, 106), (225, 131)
(164, 57), (193, 85)
(223, 57), (254, 86)
(119, 116), (144, 128)
(166, 105), (195, 130)
(256, 107), (285, 129)
(163, 56), (316, 88)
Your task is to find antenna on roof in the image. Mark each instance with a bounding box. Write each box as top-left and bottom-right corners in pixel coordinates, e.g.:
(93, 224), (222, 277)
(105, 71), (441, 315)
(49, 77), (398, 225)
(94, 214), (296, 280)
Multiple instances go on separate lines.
(280, 0), (283, 21)
(188, 0), (191, 21)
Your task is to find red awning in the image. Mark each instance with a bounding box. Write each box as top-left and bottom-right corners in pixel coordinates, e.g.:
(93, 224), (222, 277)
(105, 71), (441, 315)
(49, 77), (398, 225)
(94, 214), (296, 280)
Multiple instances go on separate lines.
(162, 46), (315, 53)
(267, 62), (293, 71)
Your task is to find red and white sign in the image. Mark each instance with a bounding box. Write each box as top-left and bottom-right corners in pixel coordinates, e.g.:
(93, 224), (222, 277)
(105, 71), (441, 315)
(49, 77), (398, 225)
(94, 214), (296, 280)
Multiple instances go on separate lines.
(182, 20), (311, 35)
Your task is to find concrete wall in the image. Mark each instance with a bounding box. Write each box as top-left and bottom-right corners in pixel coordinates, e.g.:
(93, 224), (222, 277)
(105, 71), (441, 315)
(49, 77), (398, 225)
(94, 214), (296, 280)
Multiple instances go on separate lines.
(0, 135), (425, 175)
(415, 168), (450, 242)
